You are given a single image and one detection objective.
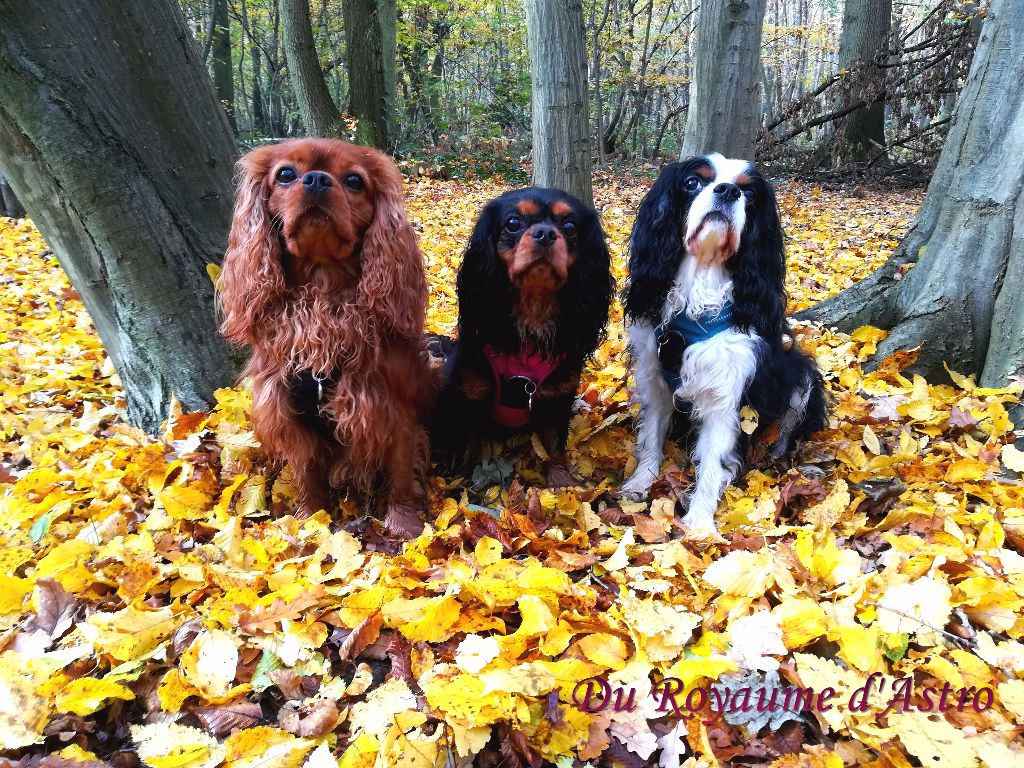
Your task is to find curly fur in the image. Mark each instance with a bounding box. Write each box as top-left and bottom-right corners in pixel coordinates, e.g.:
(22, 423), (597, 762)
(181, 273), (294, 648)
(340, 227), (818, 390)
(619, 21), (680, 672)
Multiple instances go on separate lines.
(218, 138), (431, 523)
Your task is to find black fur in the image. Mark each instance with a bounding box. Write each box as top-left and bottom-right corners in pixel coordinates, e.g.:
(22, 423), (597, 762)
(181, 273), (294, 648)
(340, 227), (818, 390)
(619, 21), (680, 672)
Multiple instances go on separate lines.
(432, 187), (614, 467)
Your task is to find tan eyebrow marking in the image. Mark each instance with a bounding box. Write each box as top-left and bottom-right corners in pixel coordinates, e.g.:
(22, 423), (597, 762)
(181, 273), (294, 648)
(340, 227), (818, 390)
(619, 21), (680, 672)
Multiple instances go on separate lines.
(695, 165), (715, 180)
(516, 199), (541, 216)
(551, 200), (573, 217)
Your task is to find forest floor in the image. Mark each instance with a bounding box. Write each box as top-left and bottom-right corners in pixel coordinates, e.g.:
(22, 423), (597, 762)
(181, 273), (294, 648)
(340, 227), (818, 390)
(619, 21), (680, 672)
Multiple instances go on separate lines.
(1, 178), (1023, 768)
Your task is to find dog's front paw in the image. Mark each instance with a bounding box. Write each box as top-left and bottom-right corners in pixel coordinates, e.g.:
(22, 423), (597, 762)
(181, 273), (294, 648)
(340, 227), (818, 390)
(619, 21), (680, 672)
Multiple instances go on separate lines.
(617, 474), (652, 502)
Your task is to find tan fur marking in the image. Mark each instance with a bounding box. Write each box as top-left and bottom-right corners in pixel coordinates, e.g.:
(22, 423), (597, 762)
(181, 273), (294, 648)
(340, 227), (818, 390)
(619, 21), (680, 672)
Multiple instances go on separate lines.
(516, 199), (541, 216)
(550, 200), (573, 218)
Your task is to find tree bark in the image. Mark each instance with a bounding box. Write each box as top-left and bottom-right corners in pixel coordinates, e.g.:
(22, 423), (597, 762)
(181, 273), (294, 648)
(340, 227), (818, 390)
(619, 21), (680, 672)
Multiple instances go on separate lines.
(0, 0), (237, 432)
(281, 0), (344, 137)
(242, 0), (269, 136)
(210, 0), (237, 131)
(837, 0), (892, 159)
(681, 0), (767, 160)
(800, 0), (1023, 392)
(343, 0), (397, 150)
(0, 170), (25, 218)
(524, 0), (594, 207)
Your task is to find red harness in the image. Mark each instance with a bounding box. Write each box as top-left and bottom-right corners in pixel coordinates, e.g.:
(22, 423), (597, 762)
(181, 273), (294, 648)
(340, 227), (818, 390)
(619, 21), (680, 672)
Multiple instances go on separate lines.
(484, 343), (564, 428)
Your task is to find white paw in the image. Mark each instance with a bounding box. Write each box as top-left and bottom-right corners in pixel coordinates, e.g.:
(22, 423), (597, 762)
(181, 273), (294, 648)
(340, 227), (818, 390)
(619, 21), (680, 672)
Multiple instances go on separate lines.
(618, 475), (652, 502)
(680, 509), (718, 532)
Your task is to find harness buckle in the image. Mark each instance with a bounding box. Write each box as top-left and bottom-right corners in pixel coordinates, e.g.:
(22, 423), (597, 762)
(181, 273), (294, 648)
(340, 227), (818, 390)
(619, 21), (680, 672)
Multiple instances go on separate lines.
(503, 375), (538, 412)
(313, 372), (326, 402)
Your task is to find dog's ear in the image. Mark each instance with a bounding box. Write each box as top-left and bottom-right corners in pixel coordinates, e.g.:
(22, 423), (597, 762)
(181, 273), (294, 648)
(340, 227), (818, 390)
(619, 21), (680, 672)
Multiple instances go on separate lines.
(456, 199), (506, 339)
(729, 172), (787, 344)
(623, 164), (689, 324)
(218, 147), (285, 345)
(560, 205), (614, 363)
(359, 157), (427, 339)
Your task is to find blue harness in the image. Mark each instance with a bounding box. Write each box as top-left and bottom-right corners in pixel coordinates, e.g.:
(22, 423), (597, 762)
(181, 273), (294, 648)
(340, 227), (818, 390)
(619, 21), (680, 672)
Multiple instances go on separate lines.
(655, 302), (734, 390)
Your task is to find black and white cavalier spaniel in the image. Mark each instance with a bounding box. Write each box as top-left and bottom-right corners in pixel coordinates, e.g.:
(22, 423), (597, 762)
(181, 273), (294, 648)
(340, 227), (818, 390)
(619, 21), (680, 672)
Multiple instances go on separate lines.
(620, 153), (826, 530)
(431, 188), (614, 483)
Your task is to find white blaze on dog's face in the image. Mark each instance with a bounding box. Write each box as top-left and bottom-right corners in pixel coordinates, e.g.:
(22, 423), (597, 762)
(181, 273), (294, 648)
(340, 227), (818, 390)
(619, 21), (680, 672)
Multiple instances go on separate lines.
(684, 153), (754, 266)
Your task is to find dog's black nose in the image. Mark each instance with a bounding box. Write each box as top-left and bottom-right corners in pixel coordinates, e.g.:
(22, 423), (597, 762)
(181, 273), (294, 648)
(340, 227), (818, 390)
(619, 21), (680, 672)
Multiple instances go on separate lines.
(302, 171), (333, 193)
(531, 224), (558, 247)
(713, 182), (741, 202)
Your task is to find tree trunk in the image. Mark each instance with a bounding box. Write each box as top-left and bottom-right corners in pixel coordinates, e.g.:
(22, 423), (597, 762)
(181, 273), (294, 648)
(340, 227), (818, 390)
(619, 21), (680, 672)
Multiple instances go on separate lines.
(0, 170), (25, 218)
(210, 0), (237, 131)
(524, 0), (594, 208)
(281, 0), (344, 137)
(681, 0), (767, 160)
(837, 0), (892, 159)
(0, 0), (237, 432)
(800, 0), (1023, 392)
(242, 0), (269, 136)
(343, 0), (397, 150)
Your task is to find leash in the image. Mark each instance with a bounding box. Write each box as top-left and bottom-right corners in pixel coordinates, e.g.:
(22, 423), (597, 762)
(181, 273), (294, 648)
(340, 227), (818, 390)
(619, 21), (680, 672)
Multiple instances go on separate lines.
(484, 343), (564, 429)
(655, 301), (734, 391)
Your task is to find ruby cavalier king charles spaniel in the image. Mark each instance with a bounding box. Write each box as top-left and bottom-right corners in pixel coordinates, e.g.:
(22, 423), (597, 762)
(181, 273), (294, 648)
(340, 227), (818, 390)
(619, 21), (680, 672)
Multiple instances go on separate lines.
(217, 138), (431, 533)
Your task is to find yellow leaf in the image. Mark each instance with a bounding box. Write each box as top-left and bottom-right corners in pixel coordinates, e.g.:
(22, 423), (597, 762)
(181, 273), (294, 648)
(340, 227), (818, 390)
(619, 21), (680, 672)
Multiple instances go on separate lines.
(131, 722), (225, 768)
(893, 710), (976, 767)
(55, 677), (135, 716)
(850, 325), (887, 343)
(206, 262), (222, 285)
(80, 604), (176, 663)
(383, 594), (461, 642)
(703, 548), (776, 597)
(474, 537), (502, 567)
(577, 633), (629, 670)
(739, 405), (759, 435)
(862, 425), (882, 455)
(158, 484), (213, 520)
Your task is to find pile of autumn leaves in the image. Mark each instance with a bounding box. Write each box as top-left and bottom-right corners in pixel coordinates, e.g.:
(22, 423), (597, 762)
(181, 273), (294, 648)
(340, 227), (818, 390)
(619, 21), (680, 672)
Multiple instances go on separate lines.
(1, 177), (1023, 768)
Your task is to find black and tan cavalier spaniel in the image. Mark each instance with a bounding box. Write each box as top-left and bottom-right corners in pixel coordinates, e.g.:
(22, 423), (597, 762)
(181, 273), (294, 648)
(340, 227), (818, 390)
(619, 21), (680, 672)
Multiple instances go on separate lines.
(620, 153), (826, 531)
(432, 187), (614, 482)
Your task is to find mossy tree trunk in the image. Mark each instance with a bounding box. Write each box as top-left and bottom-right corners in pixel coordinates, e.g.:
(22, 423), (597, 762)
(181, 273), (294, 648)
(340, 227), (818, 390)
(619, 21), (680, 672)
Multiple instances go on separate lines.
(801, 0), (1024, 397)
(343, 0), (397, 150)
(524, 0), (594, 207)
(0, 0), (237, 432)
(681, 0), (768, 160)
(281, 0), (344, 137)
(837, 0), (892, 159)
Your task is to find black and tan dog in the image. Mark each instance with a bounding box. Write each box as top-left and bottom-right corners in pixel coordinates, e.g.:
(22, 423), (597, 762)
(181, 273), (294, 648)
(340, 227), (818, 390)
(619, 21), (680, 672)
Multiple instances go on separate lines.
(431, 187), (613, 483)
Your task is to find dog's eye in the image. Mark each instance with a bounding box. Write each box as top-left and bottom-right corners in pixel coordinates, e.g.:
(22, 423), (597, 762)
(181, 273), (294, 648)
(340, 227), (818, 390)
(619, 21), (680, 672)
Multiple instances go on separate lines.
(742, 188), (755, 205)
(505, 216), (523, 233)
(276, 167), (297, 184)
(344, 173), (364, 191)
(561, 220), (577, 235)
(684, 176), (704, 192)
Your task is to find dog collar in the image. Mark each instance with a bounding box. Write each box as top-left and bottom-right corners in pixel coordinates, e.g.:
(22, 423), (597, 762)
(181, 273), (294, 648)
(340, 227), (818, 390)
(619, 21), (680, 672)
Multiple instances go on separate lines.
(655, 302), (734, 390)
(484, 343), (564, 429)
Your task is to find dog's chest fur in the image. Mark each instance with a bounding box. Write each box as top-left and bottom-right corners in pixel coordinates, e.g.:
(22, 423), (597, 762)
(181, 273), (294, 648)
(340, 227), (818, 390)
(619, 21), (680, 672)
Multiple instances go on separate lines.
(661, 257), (761, 417)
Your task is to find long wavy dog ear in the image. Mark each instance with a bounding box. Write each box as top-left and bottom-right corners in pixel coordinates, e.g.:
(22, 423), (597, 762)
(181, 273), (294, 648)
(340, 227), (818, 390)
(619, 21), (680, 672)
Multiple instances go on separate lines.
(623, 162), (691, 324)
(455, 197), (507, 342)
(357, 153), (427, 339)
(728, 169), (787, 346)
(559, 201), (614, 365)
(217, 146), (285, 345)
